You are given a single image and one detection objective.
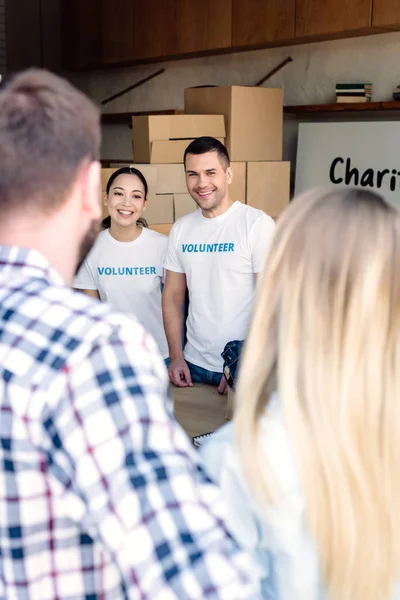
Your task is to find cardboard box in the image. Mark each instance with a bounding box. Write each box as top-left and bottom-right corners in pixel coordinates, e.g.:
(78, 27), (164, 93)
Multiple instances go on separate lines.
(130, 164), (187, 195)
(132, 114), (226, 163)
(101, 190), (108, 219)
(101, 168), (116, 191)
(174, 193), (197, 220)
(134, 138), (225, 164)
(149, 223), (174, 236)
(145, 194), (174, 225)
(141, 139), (189, 165)
(126, 165), (158, 191)
(246, 161), (290, 218)
(102, 165), (186, 195)
(184, 86), (283, 162)
(230, 162), (246, 203)
(155, 164), (187, 194)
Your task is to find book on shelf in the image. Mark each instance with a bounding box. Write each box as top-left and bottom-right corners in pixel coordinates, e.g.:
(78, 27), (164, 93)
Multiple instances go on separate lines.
(336, 91), (371, 97)
(336, 83), (372, 91)
(336, 96), (371, 103)
(392, 87), (400, 100)
(336, 83), (372, 104)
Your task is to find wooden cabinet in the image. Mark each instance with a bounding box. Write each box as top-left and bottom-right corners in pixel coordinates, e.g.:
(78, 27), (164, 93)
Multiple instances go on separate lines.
(295, 0), (372, 37)
(61, 0), (397, 71)
(372, 0), (400, 27)
(62, 0), (101, 70)
(4, 0), (42, 71)
(232, 0), (295, 47)
(177, 0), (232, 53)
(133, 0), (179, 60)
(101, 0), (135, 64)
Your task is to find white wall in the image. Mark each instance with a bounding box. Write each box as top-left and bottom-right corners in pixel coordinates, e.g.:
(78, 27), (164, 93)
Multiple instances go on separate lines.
(69, 30), (400, 184)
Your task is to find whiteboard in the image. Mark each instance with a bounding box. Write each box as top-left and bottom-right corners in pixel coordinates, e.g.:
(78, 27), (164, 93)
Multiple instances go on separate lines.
(295, 121), (400, 203)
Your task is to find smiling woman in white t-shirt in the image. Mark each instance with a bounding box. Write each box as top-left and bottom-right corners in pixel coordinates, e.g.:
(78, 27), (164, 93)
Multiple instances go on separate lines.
(74, 167), (169, 361)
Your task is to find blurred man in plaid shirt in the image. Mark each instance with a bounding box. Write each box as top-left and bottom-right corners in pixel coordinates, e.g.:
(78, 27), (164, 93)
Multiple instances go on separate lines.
(0, 70), (259, 599)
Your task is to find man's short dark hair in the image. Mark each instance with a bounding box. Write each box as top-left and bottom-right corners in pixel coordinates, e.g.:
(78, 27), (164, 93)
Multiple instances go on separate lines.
(184, 136), (230, 169)
(0, 69), (100, 215)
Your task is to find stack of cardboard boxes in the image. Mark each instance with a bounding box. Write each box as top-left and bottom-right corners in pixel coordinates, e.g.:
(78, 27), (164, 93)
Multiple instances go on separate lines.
(100, 85), (290, 234)
(185, 86), (290, 221)
(131, 114), (225, 164)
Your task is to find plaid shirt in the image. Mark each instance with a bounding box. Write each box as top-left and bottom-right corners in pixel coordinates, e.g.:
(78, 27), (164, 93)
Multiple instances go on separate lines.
(0, 247), (258, 599)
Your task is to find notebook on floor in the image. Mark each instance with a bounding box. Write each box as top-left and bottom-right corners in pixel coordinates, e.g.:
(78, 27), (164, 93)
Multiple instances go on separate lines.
(192, 431), (215, 448)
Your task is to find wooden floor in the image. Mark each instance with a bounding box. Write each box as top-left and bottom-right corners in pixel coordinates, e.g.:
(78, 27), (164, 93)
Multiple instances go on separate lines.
(172, 383), (228, 439)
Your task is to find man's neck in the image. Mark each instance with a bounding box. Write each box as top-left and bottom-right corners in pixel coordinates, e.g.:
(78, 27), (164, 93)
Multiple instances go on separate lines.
(0, 215), (78, 285)
(201, 196), (234, 219)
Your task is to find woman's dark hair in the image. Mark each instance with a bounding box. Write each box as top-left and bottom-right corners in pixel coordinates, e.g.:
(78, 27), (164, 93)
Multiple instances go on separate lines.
(101, 166), (149, 229)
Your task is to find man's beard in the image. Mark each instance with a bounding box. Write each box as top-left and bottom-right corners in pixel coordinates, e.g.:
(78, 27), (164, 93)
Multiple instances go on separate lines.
(75, 219), (100, 275)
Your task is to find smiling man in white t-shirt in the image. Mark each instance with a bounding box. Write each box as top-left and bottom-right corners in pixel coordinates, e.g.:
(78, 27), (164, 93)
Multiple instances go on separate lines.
(163, 137), (276, 393)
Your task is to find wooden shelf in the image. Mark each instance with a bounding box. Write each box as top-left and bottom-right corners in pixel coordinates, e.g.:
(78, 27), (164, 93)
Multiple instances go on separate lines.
(100, 159), (133, 166)
(284, 100), (400, 114)
(100, 101), (400, 126)
(101, 109), (183, 125)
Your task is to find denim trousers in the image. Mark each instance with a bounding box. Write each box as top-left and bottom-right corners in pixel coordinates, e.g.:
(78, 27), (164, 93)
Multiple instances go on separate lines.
(186, 361), (222, 387)
(221, 340), (244, 390)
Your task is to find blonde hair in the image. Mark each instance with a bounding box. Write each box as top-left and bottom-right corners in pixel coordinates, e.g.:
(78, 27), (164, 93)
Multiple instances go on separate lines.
(235, 188), (400, 600)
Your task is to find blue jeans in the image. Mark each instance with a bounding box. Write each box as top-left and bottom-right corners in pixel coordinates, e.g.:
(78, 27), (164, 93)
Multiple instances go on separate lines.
(186, 361), (222, 387)
(164, 357), (170, 367)
(221, 340), (244, 390)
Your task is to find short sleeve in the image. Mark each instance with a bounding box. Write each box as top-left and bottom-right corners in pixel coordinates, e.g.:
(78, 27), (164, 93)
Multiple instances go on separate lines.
(74, 256), (97, 290)
(163, 225), (184, 274)
(159, 237), (169, 284)
(249, 214), (276, 274)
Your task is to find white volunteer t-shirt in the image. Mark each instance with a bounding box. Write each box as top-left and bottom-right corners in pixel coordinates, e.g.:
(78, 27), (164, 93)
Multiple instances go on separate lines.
(74, 227), (169, 358)
(164, 201), (275, 371)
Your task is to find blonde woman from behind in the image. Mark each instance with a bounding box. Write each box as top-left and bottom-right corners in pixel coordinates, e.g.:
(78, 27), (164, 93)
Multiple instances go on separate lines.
(201, 188), (400, 600)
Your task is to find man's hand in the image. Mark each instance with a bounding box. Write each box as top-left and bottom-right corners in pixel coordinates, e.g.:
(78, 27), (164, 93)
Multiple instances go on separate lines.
(217, 374), (228, 395)
(168, 358), (193, 388)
